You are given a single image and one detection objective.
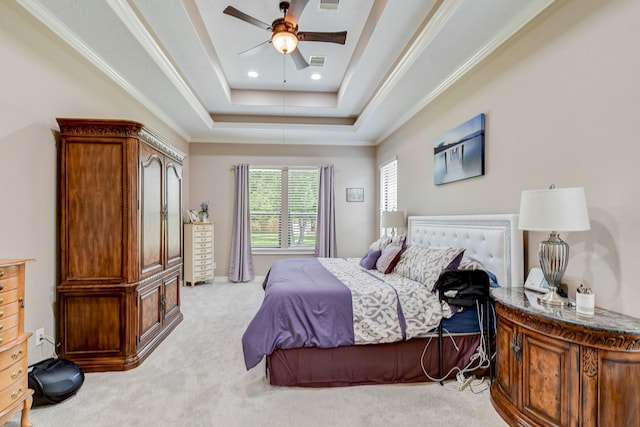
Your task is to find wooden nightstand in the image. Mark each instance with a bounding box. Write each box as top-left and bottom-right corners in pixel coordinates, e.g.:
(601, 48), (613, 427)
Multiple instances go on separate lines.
(490, 287), (640, 427)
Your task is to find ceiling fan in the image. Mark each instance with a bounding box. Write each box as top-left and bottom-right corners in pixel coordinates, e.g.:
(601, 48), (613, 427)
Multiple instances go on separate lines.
(223, 0), (347, 70)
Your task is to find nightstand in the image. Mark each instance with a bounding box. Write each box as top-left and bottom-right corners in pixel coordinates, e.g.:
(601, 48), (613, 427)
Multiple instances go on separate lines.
(490, 287), (640, 427)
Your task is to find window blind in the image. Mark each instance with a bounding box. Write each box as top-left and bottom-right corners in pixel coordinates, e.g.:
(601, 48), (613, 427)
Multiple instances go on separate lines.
(249, 167), (318, 249)
(379, 159), (398, 236)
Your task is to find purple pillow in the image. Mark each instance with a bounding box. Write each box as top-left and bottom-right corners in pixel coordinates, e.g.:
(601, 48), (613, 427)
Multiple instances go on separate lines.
(359, 249), (382, 270)
(376, 244), (403, 274)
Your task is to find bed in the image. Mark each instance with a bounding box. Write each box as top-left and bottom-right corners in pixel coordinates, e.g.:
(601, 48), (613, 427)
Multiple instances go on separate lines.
(242, 214), (524, 387)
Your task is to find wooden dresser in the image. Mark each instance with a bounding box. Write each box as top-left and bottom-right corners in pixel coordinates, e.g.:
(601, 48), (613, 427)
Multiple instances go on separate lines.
(491, 287), (640, 427)
(0, 259), (33, 427)
(183, 222), (215, 286)
(56, 118), (185, 372)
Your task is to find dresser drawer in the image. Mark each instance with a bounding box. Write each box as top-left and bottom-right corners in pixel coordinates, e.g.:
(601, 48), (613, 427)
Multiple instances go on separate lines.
(0, 265), (19, 281)
(0, 357), (27, 391)
(0, 288), (19, 308)
(0, 276), (19, 295)
(0, 318), (18, 346)
(194, 230), (212, 238)
(0, 339), (27, 374)
(194, 224), (212, 231)
(0, 302), (18, 324)
(0, 375), (28, 411)
(194, 265), (212, 273)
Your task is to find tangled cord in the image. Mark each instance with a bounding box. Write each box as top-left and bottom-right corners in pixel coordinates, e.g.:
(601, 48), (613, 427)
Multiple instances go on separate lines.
(420, 300), (494, 391)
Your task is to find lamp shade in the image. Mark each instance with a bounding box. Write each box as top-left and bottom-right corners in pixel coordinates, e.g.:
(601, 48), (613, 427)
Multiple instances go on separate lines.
(272, 31), (298, 54)
(381, 210), (406, 229)
(518, 187), (590, 231)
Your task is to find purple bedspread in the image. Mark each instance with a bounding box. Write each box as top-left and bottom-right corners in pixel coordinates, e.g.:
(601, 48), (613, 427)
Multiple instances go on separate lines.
(242, 258), (354, 370)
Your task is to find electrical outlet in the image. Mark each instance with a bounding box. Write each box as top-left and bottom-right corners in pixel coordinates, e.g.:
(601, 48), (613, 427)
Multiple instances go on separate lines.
(35, 327), (45, 346)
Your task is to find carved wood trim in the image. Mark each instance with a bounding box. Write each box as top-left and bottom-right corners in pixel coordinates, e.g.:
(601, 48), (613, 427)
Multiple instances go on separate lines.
(582, 346), (598, 377)
(495, 302), (640, 352)
(57, 118), (185, 163)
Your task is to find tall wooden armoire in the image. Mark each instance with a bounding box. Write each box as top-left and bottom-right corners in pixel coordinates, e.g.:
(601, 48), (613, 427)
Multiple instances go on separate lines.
(56, 118), (184, 372)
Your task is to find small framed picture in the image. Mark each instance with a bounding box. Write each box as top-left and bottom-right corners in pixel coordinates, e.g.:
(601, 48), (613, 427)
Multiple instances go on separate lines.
(346, 188), (364, 202)
(187, 209), (199, 223)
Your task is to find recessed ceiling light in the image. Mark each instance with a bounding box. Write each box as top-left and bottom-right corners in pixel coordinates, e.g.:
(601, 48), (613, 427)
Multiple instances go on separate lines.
(248, 71), (258, 78)
(311, 73), (322, 80)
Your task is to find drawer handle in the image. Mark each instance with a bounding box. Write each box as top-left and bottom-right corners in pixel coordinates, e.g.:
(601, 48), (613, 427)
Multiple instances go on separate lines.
(11, 349), (24, 360)
(0, 269), (4, 278)
(0, 311), (4, 318)
(11, 386), (24, 399)
(0, 337), (3, 344)
(19, 297), (24, 308)
(0, 324), (3, 331)
(0, 297), (3, 304)
(11, 368), (23, 380)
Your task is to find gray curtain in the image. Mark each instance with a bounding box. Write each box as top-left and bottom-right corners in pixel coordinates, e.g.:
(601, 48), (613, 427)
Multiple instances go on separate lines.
(228, 164), (255, 282)
(315, 164), (337, 257)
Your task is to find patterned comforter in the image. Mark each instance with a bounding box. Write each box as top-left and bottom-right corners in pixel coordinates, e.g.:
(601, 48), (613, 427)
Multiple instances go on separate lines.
(241, 257), (443, 370)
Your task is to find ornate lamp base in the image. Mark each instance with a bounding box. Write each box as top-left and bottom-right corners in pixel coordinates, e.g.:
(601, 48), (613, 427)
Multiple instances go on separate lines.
(538, 286), (567, 306)
(538, 231), (569, 306)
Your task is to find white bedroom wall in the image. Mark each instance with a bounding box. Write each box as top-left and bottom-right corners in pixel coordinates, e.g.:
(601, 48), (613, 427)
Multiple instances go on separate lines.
(377, 0), (640, 317)
(0, 2), (189, 364)
(188, 143), (377, 276)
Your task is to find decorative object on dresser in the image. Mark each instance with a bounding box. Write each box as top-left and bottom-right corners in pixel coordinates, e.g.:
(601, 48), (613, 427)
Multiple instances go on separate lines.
(518, 185), (591, 306)
(490, 287), (640, 427)
(184, 222), (215, 286)
(56, 118), (185, 372)
(0, 259), (34, 427)
(198, 201), (210, 222)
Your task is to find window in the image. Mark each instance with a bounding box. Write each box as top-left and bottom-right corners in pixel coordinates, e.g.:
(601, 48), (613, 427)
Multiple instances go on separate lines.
(249, 167), (319, 250)
(379, 159), (398, 236)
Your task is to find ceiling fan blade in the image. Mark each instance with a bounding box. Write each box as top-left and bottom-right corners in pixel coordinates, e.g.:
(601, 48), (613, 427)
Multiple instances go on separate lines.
(297, 31), (347, 44)
(290, 48), (309, 70)
(286, 0), (309, 27)
(239, 40), (271, 57)
(223, 6), (272, 31)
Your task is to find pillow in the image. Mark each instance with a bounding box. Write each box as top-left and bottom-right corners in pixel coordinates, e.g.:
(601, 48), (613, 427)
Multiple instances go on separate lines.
(375, 244), (403, 274)
(359, 249), (382, 270)
(369, 236), (392, 251)
(393, 245), (465, 291)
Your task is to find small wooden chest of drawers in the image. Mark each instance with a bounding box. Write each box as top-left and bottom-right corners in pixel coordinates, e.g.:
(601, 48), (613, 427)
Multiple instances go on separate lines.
(0, 259), (33, 427)
(184, 223), (215, 286)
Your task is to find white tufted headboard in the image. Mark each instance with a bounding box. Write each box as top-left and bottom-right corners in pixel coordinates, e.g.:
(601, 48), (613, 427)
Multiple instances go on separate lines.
(407, 214), (524, 288)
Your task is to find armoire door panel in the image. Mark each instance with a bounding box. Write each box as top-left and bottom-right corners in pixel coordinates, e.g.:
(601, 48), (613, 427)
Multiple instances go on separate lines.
(163, 270), (180, 323)
(137, 280), (162, 347)
(140, 144), (164, 276)
(65, 140), (125, 281)
(165, 162), (182, 268)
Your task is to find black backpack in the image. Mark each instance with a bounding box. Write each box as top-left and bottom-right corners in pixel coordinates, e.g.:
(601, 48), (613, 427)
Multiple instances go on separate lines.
(435, 269), (490, 307)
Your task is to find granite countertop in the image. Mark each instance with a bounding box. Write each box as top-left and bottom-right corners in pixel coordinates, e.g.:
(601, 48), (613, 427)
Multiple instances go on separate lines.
(491, 287), (640, 336)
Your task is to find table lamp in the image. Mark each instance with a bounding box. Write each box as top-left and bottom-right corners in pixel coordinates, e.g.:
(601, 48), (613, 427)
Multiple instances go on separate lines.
(381, 210), (406, 236)
(518, 185), (590, 306)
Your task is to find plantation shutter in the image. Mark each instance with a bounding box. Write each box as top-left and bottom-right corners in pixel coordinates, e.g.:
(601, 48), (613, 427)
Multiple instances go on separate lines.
(288, 168), (319, 248)
(379, 159), (398, 236)
(249, 168), (282, 248)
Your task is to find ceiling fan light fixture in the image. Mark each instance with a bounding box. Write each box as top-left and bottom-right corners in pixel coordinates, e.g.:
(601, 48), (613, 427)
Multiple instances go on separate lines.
(272, 30), (298, 54)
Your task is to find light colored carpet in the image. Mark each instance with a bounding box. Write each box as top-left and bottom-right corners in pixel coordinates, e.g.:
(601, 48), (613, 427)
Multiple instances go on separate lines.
(9, 278), (507, 427)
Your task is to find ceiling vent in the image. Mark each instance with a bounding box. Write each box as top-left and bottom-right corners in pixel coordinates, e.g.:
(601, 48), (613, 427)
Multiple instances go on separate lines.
(309, 56), (326, 67)
(319, 0), (339, 10)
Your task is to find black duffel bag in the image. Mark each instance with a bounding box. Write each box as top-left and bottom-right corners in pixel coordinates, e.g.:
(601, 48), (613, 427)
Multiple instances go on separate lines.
(28, 357), (85, 406)
(435, 269), (490, 307)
